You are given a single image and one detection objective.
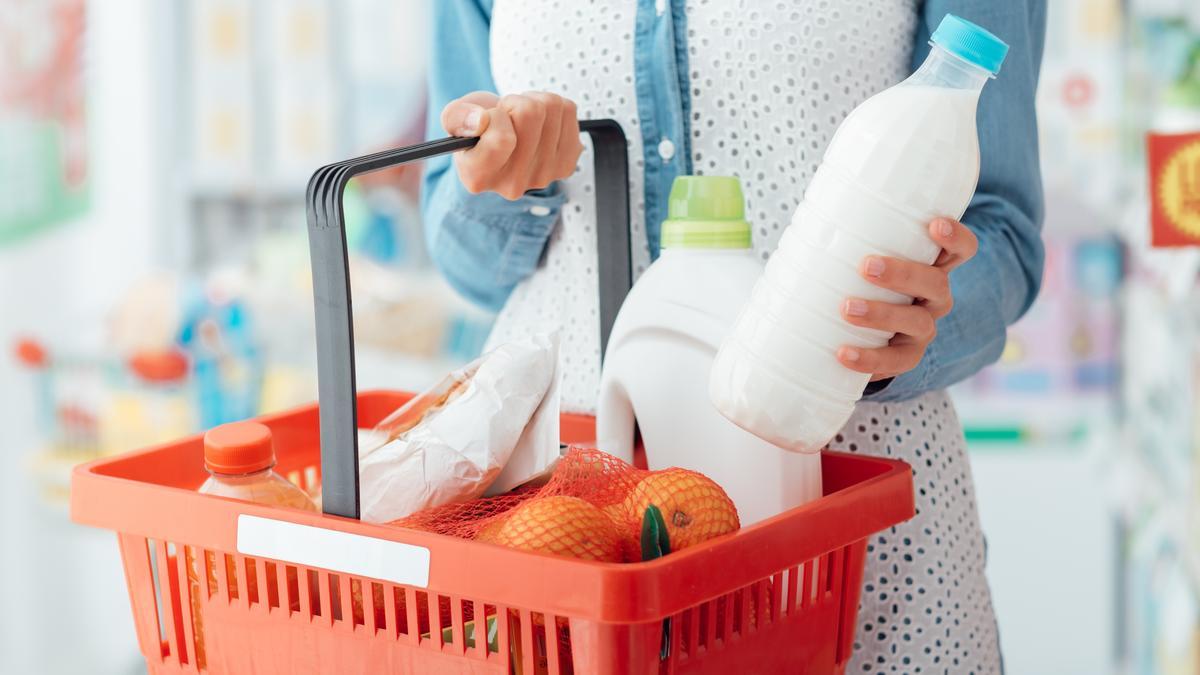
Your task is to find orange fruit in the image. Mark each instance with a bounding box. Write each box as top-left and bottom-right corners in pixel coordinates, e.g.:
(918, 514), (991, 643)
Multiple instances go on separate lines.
(474, 515), (508, 542)
(622, 468), (740, 551)
(601, 502), (632, 530)
(480, 495), (625, 563)
(599, 502), (639, 560)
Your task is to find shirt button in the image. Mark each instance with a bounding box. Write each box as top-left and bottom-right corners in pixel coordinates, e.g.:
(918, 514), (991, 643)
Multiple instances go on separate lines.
(657, 138), (676, 161)
(655, 0), (666, 15)
(529, 205), (551, 217)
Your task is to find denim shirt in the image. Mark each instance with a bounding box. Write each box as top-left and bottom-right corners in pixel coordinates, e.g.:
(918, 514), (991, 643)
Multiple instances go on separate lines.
(421, 0), (1046, 403)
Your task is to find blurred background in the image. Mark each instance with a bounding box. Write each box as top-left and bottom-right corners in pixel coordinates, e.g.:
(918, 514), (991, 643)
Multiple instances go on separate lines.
(0, 0), (1198, 673)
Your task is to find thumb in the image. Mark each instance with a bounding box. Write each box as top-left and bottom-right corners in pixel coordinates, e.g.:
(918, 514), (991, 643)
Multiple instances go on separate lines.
(442, 96), (495, 137)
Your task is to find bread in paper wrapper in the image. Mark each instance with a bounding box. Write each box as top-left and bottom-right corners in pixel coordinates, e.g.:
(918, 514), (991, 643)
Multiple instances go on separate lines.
(357, 333), (559, 523)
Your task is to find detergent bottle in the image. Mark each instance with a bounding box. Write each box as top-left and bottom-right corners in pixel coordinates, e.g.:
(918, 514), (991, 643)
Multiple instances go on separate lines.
(597, 176), (822, 524)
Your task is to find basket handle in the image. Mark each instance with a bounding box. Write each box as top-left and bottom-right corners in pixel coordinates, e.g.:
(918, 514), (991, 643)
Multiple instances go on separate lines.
(306, 119), (631, 519)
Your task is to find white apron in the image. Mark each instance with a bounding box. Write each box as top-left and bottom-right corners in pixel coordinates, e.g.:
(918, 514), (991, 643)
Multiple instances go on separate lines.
(486, 2), (1002, 672)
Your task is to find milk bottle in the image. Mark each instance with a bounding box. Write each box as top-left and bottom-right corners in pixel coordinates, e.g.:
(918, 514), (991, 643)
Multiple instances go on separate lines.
(710, 14), (1009, 452)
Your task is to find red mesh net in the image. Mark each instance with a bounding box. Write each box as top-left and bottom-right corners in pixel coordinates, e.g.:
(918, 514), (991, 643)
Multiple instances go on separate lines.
(391, 447), (740, 565)
(391, 447), (648, 562)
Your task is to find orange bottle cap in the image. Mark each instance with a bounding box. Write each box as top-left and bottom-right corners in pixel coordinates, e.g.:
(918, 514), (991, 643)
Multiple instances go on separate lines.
(204, 422), (275, 474)
(129, 349), (189, 383)
(14, 338), (48, 368)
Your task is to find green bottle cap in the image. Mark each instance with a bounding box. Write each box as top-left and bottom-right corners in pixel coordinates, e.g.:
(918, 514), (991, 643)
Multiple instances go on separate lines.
(661, 176), (753, 250)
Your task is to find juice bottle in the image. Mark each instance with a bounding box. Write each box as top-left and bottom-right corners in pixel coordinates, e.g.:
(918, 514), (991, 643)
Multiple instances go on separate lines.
(187, 421), (316, 669)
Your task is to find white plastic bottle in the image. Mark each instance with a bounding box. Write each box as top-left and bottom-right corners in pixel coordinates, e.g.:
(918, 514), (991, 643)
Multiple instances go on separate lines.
(710, 15), (1009, 453)
(597, 176), (822, 525)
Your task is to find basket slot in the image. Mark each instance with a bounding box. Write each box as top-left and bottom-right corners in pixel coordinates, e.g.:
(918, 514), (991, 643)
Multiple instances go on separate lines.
(754, 579), (769, 631)
(367, 582), (386, 633)
(174, 545), (199, 672)
(473, 601), (489, 658)
(143, 539), (170, 653)
(336, 573), (354, 628)
(670, 608), (685, 662)
(517, 609), (537, 674)
(711, 595), (725, 644)
(153, 540), (187, 664)
(785, 565), (800, 616)
(382, 584), (399, 637)
(827, 548), (846, 601)
(771, 570), (785, 624)
(817, 553), (831, 603)
(699, 601), (714, 653)
(231, 555), (249, 604)
(405, 588), (422, 645)
(252, 558), (270, 609)
(331, 573), (349, 624)
(544, 615), (563, 674)
(391, 586), (409, 640)
(213, 552), (232, 602)
(494, 606), (511, 666)
(349, 578), (365, 627)
(486, 604), (504, 659)
(119, 535), (165, 662)
(721, 592), (735, 643)
(278, 564), (295, 615)
(801, 559), (816, 609)
(314, 570), (332, 622)
(736, 585), (750, 637)
(300, 568), (319, 617)
(263, 562), (280, 610)
(684, 605), (699, 659)
(449, 596), (466, 654)
(428, 593), (446, 649)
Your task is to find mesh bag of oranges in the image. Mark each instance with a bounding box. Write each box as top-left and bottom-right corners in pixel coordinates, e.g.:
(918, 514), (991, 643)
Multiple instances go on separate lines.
(393, 447), (741, 563)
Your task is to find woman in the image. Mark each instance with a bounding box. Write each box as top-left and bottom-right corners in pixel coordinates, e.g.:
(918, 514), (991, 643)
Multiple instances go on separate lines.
(422, 1), (1045, 672)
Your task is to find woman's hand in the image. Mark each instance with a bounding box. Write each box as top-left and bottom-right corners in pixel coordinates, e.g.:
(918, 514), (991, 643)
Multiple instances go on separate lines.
(836, 217), (979, 382)
(441, 91), (584, 200)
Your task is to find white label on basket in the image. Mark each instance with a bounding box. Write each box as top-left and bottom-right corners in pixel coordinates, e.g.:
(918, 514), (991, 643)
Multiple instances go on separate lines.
(237, 515), (431, 588)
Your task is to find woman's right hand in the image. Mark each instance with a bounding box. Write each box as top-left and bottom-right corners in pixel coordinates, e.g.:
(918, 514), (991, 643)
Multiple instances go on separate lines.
(441, 91), (584, 200)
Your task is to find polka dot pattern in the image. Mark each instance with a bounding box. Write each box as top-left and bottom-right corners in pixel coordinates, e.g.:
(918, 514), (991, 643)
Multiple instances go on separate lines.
(487, 5), (1000, 669)
(488, 0), (649, 411)
(687, 0), (918, 258)
(832, 391), (1001, 674)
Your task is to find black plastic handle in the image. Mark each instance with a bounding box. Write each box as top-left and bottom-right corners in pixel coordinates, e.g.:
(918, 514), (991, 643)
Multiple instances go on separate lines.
(306, 119), (631, 519)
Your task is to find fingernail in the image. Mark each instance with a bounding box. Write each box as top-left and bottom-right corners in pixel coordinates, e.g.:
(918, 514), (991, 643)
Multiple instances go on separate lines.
(864, 257), (885, 278)
(841, 347), (861, 362)
(937, 219), (954, 238)
(845, 299), (868, 317)
(462, 108), (483, 134)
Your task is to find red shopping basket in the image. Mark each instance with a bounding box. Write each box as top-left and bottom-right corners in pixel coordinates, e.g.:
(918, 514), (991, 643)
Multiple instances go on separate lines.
(71, 120), (915, 674)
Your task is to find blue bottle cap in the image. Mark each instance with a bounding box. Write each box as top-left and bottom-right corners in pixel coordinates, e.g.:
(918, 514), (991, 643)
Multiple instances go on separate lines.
(931, 14), (1009, 75)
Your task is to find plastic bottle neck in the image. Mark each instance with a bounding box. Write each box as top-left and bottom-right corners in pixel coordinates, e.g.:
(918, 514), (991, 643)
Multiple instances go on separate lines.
(904, 44), (991, 92)
(208, 466), (273, 481)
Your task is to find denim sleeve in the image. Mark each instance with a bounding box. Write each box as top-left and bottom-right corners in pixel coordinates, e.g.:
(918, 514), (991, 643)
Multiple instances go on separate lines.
(864, 0), (1048, 402)
(421, 0), (565, 313)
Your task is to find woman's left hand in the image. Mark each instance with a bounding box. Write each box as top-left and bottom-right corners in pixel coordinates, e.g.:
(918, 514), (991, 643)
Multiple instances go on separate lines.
(836, 217), (979, 382)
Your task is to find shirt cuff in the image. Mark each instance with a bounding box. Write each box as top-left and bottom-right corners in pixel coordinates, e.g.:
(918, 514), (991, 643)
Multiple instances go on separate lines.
(442, 178), (566, 291)
(860, 340), (937, 403)
(453, 179), (567, 236)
